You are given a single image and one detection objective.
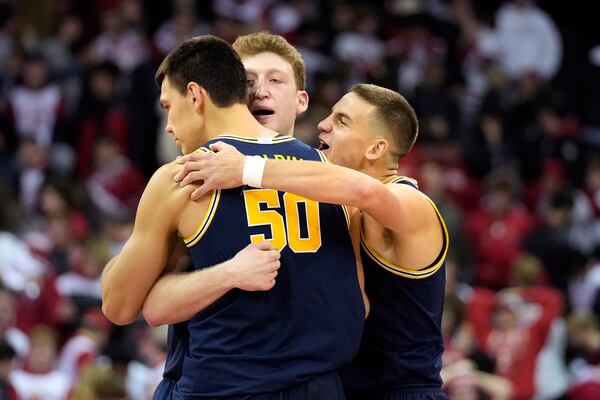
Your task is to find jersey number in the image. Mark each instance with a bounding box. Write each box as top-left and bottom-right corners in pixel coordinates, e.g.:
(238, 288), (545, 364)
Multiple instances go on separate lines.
(243, 189), (322, 252)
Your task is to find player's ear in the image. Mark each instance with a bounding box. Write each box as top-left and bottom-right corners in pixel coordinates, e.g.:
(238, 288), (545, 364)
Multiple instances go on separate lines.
(187, 82), (204, 112)
(365, 138), (389, 161)
(295, 90), (309, 116)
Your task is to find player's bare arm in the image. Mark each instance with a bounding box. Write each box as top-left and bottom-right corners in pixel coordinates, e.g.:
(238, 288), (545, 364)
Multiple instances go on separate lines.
(101, 162), (194, 325)
(143, 241), (280, 327)
(174, 142), (443, 270)
(101, 161), (282, 326)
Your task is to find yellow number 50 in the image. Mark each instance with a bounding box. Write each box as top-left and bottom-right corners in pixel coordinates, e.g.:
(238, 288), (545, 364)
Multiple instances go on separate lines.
(243, 189), (322, 253)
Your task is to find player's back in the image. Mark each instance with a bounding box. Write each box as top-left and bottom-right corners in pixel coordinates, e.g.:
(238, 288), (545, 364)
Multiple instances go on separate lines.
(343, 177), (448, 397)
(175, 135), (365, 397)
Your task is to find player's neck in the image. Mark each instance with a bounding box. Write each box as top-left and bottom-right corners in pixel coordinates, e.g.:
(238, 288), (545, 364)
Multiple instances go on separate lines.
(359, 160), (397, 184)
(204, 103), (277, 140)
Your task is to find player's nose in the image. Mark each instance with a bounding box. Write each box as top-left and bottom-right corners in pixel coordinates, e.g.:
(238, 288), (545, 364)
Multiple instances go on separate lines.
(317, 117), (331, 133)
(254, 80), (269, 100)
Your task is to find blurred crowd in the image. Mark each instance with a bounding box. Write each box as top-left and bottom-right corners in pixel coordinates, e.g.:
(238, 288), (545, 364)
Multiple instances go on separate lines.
(0, 0), (599, 398)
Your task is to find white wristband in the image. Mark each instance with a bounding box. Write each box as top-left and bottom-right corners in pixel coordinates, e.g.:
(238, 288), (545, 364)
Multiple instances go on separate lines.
(242, 156), (267, 188)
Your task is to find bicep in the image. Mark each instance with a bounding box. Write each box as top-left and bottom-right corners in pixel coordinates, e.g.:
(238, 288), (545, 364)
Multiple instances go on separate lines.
(362, 184), (415, 234)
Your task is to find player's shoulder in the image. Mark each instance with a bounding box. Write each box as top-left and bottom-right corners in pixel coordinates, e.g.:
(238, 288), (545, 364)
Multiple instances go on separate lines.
(145, 160), (194, 204)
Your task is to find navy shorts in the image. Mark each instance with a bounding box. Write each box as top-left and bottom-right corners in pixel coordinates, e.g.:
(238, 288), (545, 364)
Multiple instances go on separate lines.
(245, 371), (345, 400)
(164, 371), (345, 400)
(346, 387), (447, 400)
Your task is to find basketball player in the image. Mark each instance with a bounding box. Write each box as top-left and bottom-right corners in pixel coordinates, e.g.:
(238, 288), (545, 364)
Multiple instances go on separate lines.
(175, 83), (449, 400)
(101, 35), (365, 399)
(141, 31), (312, 325)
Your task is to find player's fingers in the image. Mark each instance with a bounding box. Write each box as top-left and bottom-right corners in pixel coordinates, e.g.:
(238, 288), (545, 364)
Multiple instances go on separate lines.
(268, 250), (281, 260)
(253, 241), (277, 251)
(209, 141), (228, 152)
(176, 151), (203, 165)
(179, 170), (206, 186)
(190, 184), (212, 201)
(270, 260), (281, 271)
(175, 160), (201, 181)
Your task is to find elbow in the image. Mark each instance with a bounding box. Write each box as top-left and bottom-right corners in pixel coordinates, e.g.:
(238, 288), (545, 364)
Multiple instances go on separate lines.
(142, 304), (167, 328)
(101, 299), (139, 326)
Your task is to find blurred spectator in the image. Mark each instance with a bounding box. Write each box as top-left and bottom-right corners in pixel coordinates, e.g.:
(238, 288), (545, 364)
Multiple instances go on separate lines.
(463, 112), (514, 180)
(73, 364), (129, 400)
(153, 0), (209, 55)
(5, 54), (64, 149)
(524, 189), (587, 292)
(56, 308), (110, 386)
(55, 236), (108, 309)
(333, 7), (386, 83)
(85, 136), (144, 220)
(568, 255), (600, 316)
(467, 286), (564, 399)
(87, 5), (149, 74)
(0, 286), (29, 360)
(474, 0), (562, 81)
(566, 314), (600, 399)
(35, 15), (85, 118)
(0, 229), (45, 295)
(77, 61), (129, 177)
(14, 137), (47, 212)
(584, 158), (600, 218)
(126, 326), (167, 400)
(213, 0), (271, 26)
(412, 63), (460, 143)
(464, 172), (535, 288)
(9, 325), (71, 400)
(0, 340), (18, 400)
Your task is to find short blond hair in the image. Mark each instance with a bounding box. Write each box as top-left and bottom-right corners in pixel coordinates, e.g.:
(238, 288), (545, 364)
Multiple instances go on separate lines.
(233, 31), (306, 91)
(351, 84), (419, 159)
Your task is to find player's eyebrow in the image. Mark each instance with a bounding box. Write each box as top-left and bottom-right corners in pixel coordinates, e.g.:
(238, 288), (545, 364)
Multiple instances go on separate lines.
(335, 111), (352, 123)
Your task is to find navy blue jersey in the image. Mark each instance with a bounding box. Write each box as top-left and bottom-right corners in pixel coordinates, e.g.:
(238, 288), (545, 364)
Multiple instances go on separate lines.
(343, 177), (448, 393)
(175, 135), (364, 397)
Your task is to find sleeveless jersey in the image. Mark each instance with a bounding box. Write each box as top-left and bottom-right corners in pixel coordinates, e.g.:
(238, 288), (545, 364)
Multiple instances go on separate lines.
(343, 177), (449, 392)
(175, 135), (365, 397)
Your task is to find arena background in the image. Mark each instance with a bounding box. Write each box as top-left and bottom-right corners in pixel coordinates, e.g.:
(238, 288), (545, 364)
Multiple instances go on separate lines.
(0, 0), (599, 398)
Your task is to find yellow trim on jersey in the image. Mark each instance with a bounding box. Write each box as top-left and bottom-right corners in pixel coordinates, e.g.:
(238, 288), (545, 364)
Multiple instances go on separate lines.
(390, 176), (419, 188)
(193, 147), (214, 154)
(341, 205), (350, 229)
(212, 135), (295, 144)
(315, 149), (328, 163)
(360, 192), (449, 279)
(184, 189), (221, 248)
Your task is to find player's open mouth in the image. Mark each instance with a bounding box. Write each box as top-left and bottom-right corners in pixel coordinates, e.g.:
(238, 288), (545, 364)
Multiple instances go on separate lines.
(251, 109), (275, 117)
(318, 138), (330, 150)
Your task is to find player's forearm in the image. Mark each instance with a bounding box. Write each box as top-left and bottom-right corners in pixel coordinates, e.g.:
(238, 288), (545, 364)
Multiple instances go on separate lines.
(262, 160), (382, 209)
(262, 159), (401, 230)
(101, 240), (171, 325)
(102, 255), (144, 325)
(143, 262), (236, 327)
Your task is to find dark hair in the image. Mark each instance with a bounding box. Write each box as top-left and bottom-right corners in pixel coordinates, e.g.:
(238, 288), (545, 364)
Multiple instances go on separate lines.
(155, 35), (247, 107)
(351, 84), (419, 159)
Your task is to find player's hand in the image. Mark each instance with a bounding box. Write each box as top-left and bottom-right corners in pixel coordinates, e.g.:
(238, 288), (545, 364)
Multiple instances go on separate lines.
(223, 241), (281, 291)
(174, 141), (246, 200)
